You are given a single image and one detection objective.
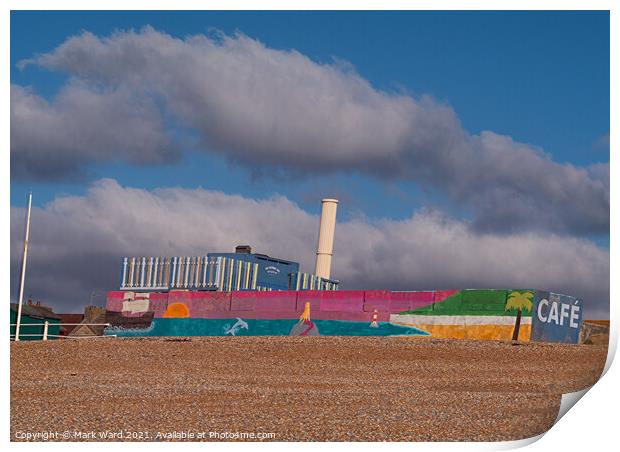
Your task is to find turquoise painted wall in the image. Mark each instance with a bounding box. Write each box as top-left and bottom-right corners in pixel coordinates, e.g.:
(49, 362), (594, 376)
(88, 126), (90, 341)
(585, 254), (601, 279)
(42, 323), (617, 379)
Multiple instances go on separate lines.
(106, 318), (429, 337)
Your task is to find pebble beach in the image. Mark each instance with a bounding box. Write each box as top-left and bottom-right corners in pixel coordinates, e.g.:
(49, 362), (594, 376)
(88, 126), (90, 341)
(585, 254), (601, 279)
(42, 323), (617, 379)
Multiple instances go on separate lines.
(10, 337), (608, 442)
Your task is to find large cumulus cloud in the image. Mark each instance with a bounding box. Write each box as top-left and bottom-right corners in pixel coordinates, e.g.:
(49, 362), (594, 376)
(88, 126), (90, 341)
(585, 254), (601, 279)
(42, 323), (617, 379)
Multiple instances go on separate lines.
(12, 28), (609, 235)
(10, 180), (609, 317)
(11, 82), (178, 181)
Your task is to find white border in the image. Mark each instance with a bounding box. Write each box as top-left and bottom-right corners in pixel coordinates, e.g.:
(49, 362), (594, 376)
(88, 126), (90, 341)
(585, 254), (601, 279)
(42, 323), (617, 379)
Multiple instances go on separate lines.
(3, 2), (616, 451)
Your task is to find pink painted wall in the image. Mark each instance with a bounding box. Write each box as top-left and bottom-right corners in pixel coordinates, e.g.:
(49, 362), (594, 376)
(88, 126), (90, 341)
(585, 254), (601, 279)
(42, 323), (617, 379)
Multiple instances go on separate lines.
(148, 292), (169, 317)
(295, 290), (323, 312)
(363, 290), (392, 312)
(434, 290), (459, 302)
(391, 291), (435, 311)
(166, 291), (231, 317)
(106, 288), (453, 321)
(231, 291), (297, 311)
(106, 291), (125, 312)
(317, 291), (365, 312)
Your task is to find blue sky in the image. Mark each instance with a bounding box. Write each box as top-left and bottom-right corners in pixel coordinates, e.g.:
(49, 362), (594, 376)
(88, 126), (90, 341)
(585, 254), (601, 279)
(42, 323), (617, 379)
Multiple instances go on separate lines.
(10, 11), (610, 218)
(9, 11), (610, 315)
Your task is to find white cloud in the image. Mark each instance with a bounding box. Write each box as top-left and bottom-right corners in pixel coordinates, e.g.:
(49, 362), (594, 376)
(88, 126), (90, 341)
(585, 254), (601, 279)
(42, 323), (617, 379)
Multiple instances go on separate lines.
(10, 82), (177, 180)
(10, 180), (609, 318)
(13, 28), (609, 235)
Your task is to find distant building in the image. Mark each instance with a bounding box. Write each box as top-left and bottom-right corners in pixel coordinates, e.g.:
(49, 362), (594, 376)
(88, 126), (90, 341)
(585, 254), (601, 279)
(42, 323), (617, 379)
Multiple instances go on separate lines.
(69, 306), (107, 337)
(119, 245), (339, 293)
(10, 301), (61, 340)
(208, 248), (299, 291)
(57, 313), (84, 336)
(58, 306), (107, 337)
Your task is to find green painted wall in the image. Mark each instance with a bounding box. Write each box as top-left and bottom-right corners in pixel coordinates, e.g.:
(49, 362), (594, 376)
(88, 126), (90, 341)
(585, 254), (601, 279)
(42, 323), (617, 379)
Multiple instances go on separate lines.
(10, 310), (61, 340)
(400, 289), (535, 316)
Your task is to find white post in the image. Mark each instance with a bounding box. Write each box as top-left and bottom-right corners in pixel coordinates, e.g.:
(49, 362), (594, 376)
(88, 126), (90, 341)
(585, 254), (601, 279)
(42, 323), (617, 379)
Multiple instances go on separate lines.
(15, 192), (32, 342)
(43, 321), (49, 341)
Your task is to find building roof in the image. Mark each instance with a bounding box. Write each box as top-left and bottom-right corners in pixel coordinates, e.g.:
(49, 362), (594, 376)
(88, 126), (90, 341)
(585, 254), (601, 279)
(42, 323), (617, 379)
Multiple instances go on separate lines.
(209, 251), (299, 266)
(10, 303), (61, 320)
(58, 313), (85, 334)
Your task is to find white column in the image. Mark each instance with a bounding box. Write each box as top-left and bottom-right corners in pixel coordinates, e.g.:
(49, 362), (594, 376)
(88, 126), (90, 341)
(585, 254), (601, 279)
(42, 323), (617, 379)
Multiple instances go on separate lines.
(140, 257), (146, 287)
(314, 199), (338, 279)
(171, 257), (177, 288)
(147, 257), (154, 288)
(121, 257), (128, 288)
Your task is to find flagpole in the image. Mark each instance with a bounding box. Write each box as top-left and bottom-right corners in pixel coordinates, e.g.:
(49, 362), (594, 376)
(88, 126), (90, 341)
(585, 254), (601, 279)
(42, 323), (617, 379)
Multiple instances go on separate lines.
(15, 192), (32, 342)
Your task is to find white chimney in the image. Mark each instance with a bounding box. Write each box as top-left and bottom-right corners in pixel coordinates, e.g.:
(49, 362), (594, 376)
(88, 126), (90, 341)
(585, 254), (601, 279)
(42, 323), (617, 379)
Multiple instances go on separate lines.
(314, 198), (338, 279)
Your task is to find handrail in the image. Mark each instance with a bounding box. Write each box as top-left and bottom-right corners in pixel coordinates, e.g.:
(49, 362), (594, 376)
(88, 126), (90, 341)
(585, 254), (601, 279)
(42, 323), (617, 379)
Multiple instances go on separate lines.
(10, 323), (111, 326)
(10, 321), (113, 340)
(10, 333), (116, 339)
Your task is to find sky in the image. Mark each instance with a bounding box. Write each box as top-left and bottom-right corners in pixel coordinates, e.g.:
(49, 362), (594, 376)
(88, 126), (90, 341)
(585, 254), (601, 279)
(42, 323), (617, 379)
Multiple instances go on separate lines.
(9, 11), (610, 317)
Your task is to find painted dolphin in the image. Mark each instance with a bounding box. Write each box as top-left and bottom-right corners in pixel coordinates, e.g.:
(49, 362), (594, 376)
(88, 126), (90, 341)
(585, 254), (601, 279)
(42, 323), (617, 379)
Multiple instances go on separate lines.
(223, 318), (249, 336)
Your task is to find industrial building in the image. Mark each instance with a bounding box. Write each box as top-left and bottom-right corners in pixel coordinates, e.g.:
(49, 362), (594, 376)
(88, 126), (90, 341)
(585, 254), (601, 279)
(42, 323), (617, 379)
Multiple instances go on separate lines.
(119, 246), (339, 292)
(105, 196), (585, 343)
(119, 199), (341, 293)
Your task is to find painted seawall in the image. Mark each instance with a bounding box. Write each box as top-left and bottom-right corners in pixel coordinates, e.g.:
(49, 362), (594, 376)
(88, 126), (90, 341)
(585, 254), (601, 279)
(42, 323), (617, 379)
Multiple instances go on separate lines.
(107, 289), (450, 322)
(106, 288), (583, 343)
(391, 315), (532, 341)
(108, 318), (428, 337)
(104, 288), (560, 340)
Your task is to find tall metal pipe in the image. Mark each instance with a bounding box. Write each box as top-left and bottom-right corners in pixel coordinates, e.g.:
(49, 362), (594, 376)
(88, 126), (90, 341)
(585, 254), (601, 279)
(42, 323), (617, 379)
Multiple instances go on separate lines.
(314, 198), (338, 279)
(15, 192), (32, 342)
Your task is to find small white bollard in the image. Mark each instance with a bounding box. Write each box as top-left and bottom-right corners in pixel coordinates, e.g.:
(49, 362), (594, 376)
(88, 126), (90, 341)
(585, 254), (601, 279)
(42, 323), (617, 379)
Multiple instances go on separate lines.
(43, 321), (49, 341)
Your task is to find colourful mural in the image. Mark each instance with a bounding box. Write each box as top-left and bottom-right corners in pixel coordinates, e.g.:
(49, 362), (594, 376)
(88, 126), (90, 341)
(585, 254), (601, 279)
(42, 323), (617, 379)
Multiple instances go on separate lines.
(223, 318), (249, 335)
(106, 318), (427, 337)
(391, 315), (532, 341)
(392, 289), (537, 341)
(104, 287), (582, 342)
(400, 289), (534, 316)
(163, 302), (190, 318)
(290, 302), (320, 335)
(505, 290), (534, 315)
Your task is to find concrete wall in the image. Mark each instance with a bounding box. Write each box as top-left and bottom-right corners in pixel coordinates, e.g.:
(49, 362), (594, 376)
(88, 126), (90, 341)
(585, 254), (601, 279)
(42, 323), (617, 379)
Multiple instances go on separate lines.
(107, 289), (439, 323)
(391, 314), (532, 341)
(106, 288), (582, 342)
(401, 289), (535, 316)
(108, 318), (428, 337)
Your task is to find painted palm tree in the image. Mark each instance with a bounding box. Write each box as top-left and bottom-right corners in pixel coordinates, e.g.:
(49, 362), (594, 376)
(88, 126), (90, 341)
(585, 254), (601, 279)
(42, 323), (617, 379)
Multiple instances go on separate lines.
(505, 291), (534, 314)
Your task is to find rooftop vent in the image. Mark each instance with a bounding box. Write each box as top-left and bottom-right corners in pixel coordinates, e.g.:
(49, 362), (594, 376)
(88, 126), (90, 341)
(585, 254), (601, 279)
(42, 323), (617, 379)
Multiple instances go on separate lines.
(235, 245), (252, 254)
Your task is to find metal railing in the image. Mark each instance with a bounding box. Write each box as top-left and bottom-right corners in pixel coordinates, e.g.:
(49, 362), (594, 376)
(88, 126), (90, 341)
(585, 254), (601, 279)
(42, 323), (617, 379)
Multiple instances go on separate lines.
(9, 322), (115, 341)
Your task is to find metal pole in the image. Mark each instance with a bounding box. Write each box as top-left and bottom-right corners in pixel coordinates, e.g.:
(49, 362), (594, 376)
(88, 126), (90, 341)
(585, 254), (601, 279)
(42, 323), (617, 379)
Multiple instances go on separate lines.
(15, 192), (32, 342)
(43, 321), (49, 341)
